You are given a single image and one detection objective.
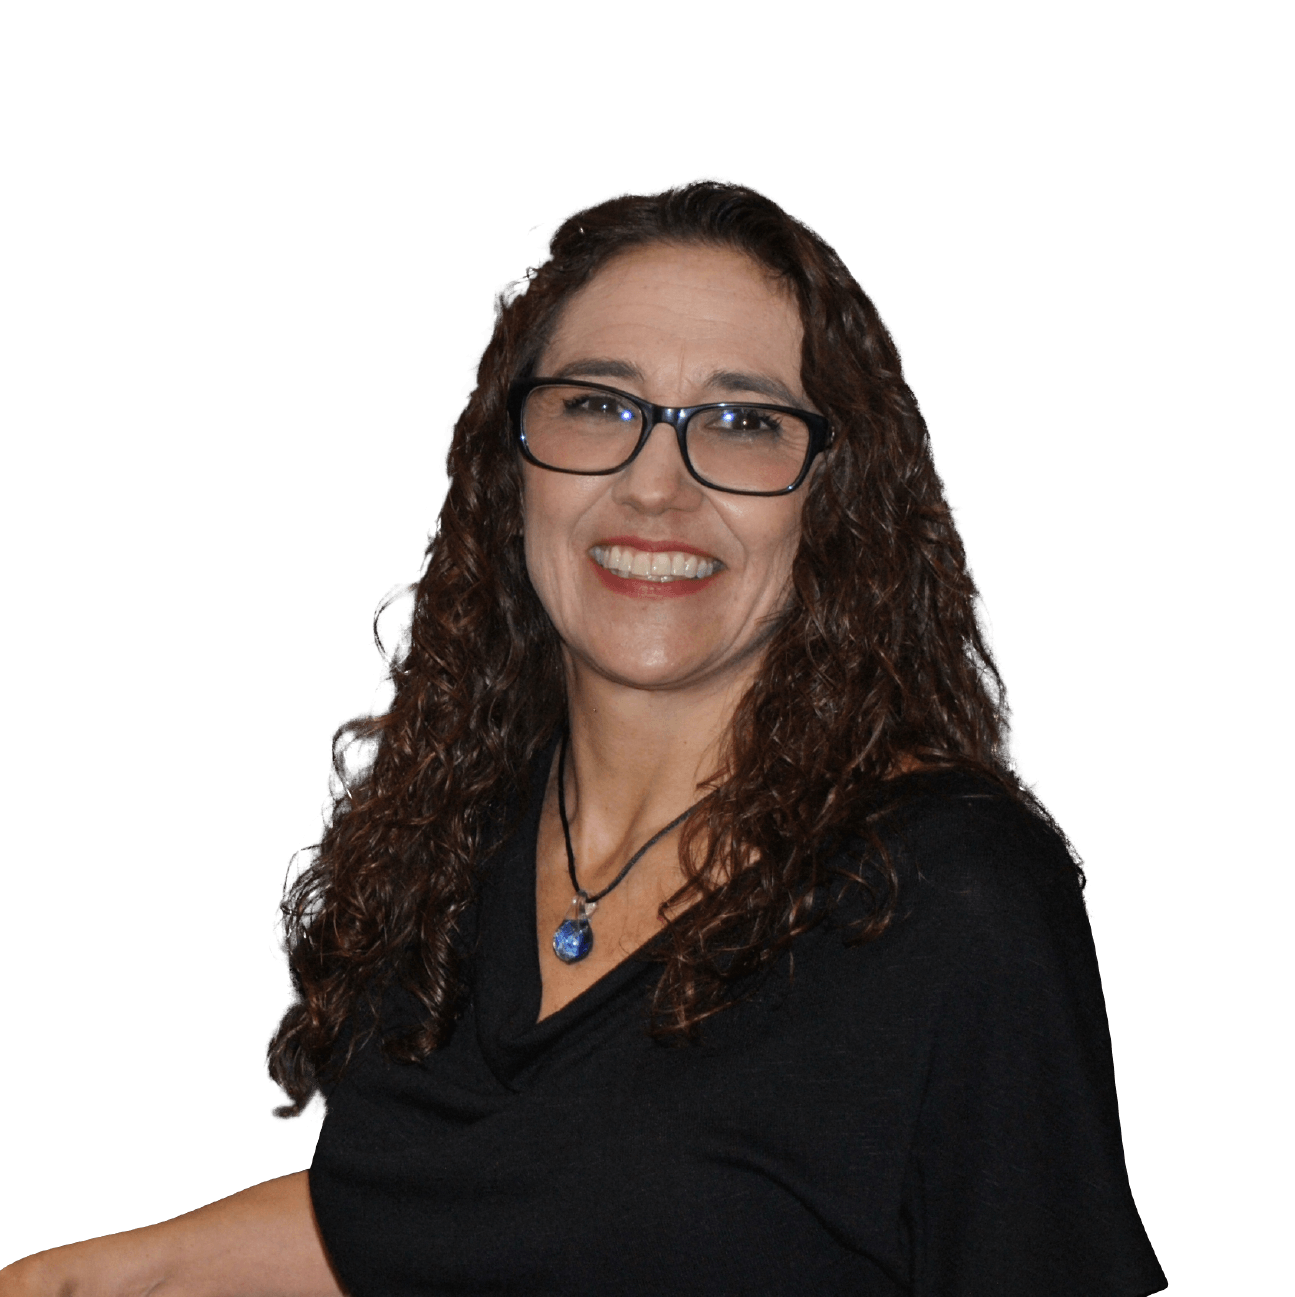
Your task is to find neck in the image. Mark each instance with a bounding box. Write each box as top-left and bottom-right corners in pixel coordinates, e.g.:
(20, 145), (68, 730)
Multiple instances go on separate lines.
(558, 659), (752, 874)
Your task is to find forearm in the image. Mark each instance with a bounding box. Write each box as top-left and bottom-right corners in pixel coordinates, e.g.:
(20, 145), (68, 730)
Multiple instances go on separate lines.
(1, 1173), (344, 1297)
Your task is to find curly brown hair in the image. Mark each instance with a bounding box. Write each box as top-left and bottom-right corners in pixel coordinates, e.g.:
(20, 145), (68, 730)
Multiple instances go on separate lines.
(268, 181), (1027, 1115)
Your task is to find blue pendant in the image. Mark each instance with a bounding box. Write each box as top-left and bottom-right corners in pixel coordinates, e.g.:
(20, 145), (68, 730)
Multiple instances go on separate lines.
(553, 916), (593, 964)
(552, 891), (597, 964)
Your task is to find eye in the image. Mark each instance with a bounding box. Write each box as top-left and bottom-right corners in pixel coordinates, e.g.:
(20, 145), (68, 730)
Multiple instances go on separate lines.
(562, 393), (638, 423)
(705, 407), (785, 438)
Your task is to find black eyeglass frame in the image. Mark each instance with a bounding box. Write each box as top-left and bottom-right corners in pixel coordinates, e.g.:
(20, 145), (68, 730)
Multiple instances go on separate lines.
(508, 378), (834, 497)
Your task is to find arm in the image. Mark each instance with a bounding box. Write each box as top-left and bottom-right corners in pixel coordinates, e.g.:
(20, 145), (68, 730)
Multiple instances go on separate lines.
(0, 1172), (345, 1297)
(901, 797), (1166, 1294)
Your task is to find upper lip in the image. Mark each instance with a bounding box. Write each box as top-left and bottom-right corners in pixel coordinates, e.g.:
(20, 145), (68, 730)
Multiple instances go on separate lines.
(593, 536), (717, 557)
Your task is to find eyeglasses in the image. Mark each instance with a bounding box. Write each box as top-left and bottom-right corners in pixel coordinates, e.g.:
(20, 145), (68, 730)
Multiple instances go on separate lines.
(508, 379), (832, 497)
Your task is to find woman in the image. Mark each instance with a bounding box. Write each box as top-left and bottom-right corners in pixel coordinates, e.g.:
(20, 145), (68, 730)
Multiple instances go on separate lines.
(3, 183), (1166, 1295)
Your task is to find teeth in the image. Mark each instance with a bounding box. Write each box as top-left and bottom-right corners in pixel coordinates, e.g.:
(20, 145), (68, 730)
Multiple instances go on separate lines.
(591, 545), (721, 582)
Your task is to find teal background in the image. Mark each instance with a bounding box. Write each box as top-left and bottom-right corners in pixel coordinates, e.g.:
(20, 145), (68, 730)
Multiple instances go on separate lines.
(1, 4), (1287, 1289)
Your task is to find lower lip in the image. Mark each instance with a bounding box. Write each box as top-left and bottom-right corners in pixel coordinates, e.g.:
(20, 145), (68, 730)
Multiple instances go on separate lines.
(590, 556), (721, 599)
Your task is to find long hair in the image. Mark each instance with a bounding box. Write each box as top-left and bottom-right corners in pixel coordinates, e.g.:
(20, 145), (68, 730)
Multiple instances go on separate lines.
(268, 181), (1026, 1114)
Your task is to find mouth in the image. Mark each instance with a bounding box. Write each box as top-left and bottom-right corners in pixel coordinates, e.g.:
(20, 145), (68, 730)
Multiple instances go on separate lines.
(589, 543), (724, 583)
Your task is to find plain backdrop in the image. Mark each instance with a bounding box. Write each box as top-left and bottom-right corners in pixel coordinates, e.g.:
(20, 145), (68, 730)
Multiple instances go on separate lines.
(1, 2), (1290, 1291)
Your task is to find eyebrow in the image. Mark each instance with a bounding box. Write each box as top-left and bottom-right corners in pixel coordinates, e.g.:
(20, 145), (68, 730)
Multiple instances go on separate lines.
(705, 369), (800, 406)
(551, 358), (642, 384)
(549, 359), (802, 408)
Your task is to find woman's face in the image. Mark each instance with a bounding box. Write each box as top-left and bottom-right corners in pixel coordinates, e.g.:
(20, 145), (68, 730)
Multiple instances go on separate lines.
(522, 242), (813, 696)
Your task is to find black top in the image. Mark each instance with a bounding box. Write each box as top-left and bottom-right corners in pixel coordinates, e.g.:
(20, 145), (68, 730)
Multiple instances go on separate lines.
(310, 764), (1166, 1296)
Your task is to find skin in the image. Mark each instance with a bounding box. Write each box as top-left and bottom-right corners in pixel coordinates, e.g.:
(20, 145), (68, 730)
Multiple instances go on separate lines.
(0, 1173), (341, 1296)
(0, 240), (817, 1293)
(527, 242), (815, 1019)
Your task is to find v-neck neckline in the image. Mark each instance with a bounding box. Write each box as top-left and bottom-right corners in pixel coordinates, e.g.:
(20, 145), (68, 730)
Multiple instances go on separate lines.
(471, 741), (659, 1088)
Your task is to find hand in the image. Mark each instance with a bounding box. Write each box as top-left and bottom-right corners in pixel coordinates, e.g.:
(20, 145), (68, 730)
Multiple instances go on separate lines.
(0, 1253), (48, 1297)
(1, 1228), (193, 1297)
(0, 1242), (120, 1297)
(0, 1173), (344, 1297)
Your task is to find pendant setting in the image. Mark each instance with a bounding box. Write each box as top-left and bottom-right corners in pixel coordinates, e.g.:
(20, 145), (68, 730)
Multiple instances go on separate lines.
(552, 891), (596, 964)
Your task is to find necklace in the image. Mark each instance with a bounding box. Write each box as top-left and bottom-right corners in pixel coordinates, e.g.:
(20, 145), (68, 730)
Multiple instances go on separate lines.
(551, 728), (702, 965)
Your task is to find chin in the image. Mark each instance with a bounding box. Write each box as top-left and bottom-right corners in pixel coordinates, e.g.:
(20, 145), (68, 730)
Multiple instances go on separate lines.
(601, 660), (705, 691)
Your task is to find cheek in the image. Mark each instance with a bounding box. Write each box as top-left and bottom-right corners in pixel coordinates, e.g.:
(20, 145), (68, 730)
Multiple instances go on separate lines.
(521, 488), (559, 602)
(727, 496), (805, 586)
(520, 469), (594, 604)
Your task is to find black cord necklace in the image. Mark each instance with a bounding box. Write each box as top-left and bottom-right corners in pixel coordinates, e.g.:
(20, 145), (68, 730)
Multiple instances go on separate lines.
(551, 727), (702, 965)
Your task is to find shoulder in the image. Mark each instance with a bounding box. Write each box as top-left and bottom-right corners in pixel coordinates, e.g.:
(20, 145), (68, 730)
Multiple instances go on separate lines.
(834, 770), (1097, 991)
(882, 769), (1083, 919)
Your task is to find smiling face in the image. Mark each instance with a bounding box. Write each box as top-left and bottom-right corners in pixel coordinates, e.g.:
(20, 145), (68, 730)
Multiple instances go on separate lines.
(521, 241), (814, 696)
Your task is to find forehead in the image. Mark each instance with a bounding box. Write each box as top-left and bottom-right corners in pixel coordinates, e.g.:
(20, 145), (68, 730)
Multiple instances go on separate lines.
(540, 243), (804, 389)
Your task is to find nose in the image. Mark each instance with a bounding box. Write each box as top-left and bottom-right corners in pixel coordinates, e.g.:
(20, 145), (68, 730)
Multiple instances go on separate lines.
(610, 418), (702, 514)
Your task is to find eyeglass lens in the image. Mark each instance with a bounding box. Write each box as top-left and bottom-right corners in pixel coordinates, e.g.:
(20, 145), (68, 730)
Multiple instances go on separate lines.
(521, 384), (811, 493)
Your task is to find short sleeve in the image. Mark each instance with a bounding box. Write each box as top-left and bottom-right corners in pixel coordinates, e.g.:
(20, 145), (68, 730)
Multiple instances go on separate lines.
(900, 798), (1167, 1296)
